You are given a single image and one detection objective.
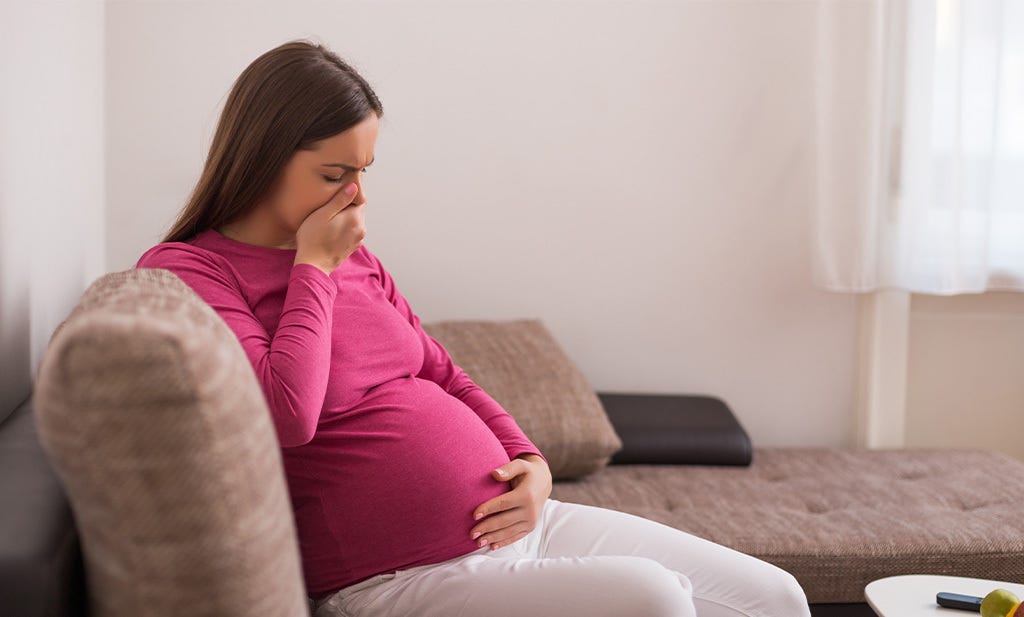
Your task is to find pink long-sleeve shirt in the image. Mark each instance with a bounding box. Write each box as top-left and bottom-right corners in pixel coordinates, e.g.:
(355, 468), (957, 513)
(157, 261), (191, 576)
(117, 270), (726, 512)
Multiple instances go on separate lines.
(135, 227), (546, 599)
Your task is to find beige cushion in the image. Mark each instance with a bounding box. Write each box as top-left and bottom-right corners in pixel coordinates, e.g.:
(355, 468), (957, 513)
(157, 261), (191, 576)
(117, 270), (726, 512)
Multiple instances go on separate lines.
(422, 318), (622, 480)
(33, 268), (309, 617)
(550, 447), (1024, 603)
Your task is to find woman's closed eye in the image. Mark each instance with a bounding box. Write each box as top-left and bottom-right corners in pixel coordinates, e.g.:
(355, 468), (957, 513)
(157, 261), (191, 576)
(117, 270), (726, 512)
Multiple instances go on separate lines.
(324, 169), (367, 183)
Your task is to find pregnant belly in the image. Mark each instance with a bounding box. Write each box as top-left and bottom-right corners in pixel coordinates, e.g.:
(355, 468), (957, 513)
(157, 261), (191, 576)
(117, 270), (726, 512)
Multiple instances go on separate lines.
(296, 374), (514, 581)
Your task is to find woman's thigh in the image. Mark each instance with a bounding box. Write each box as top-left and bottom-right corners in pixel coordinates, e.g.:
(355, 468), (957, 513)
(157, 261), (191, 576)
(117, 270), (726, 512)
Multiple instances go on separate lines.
(335, 545), (696, 617)
(532, 498), (812, 617)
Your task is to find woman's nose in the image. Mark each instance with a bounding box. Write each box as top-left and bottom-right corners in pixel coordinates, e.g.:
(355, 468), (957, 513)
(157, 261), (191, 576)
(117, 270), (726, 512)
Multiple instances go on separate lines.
(353, 181), (367, 205)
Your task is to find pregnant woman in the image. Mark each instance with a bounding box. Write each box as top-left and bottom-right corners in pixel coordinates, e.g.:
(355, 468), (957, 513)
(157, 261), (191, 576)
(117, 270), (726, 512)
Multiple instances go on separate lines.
(135, 39), (812, 617)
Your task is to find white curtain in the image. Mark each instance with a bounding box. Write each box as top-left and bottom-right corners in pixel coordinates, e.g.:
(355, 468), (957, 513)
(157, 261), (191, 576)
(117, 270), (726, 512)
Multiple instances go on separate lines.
(812, 0), (1024, 295)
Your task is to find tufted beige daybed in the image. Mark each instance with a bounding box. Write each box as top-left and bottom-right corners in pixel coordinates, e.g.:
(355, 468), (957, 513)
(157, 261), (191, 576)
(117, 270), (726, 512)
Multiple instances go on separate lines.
(549, 447), (1024, 611)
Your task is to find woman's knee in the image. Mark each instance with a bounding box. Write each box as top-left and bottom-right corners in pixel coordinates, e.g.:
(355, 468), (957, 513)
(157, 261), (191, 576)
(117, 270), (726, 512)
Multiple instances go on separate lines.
(608, 556), (696, 617)
(761, 566), (811, 616)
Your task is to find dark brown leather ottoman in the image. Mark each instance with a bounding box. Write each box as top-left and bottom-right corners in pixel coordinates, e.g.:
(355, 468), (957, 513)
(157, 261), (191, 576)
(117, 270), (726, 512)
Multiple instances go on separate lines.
(551, 447), (1024, 611)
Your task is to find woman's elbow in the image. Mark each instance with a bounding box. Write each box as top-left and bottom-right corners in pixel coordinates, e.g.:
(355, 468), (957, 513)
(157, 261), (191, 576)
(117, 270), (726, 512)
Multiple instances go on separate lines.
(267, 402), (319, 447)
(274, 420), (317, 448)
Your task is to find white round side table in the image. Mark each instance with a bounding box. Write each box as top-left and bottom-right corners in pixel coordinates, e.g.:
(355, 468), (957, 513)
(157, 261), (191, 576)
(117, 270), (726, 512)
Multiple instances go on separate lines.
(866, 574), (1024, 616)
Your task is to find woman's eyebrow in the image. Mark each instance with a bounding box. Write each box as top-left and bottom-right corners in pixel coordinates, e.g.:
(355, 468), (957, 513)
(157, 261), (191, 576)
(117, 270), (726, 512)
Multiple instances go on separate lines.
(323, 155), (375, 171)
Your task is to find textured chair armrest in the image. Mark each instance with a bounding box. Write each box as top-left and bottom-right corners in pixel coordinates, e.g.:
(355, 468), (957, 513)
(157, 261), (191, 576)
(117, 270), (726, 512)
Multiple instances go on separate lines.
(595, 392), (752, 466)
(0, 393), (88, 617)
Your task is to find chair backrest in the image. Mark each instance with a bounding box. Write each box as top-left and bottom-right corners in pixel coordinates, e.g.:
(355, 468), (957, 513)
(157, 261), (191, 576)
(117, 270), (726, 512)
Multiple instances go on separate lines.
(33, 267), (309, 617)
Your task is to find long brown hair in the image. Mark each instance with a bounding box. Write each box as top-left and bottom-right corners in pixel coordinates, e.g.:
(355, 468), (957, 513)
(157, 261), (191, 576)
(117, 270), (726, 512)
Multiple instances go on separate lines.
(161, 38), (384, 244)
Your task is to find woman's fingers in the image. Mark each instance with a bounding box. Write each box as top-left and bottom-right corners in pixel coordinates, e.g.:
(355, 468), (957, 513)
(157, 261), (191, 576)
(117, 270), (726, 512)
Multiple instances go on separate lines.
(473, 481), (527, 521)
(479, 521), (532, 550)
(470, 506), (528, 543)
(468, 474), (540, 519)
(489, 529), (530, 550)
(490, 457), (530, 482)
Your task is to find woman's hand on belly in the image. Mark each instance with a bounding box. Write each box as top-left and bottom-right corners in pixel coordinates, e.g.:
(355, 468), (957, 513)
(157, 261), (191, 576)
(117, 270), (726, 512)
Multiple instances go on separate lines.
(468, 453), (552, 551)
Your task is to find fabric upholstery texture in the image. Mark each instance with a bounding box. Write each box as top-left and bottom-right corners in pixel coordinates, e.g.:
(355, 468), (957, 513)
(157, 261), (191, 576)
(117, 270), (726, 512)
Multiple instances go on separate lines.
(421, 318), (622, 480)
(32, 267), (309, 617)
(549, 447), (1024, 603)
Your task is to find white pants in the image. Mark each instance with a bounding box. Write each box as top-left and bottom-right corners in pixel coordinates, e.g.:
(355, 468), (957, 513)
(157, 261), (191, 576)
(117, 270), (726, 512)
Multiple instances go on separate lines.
(311, 498), (812, 617)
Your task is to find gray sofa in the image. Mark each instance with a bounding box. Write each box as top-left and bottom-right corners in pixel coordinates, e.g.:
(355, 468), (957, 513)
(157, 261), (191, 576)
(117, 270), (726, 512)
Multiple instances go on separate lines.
(1, 393), (87, 617)
(6, 266), (1024, 617)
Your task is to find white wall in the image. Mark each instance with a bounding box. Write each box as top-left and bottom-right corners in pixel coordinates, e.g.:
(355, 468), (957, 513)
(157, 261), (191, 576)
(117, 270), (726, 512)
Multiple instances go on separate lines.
(0, 1), (1015, 458)
(106, 1), (861, 447)
(0, 1), (106, 411)
(905, 292), (1024, 460)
